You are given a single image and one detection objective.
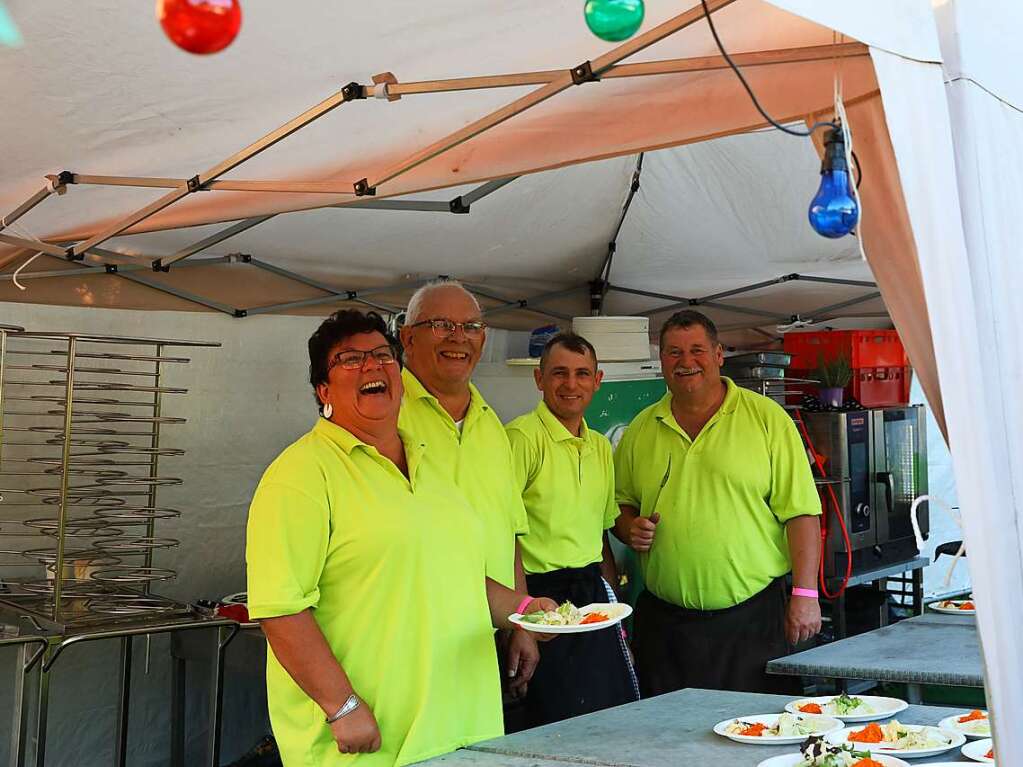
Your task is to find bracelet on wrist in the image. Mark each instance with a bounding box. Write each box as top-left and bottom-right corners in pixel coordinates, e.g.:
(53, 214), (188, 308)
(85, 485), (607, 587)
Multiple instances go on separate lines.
(791, 587), (819, 599)
(325, 694), (359, 724)
(515, 595), (535, 615)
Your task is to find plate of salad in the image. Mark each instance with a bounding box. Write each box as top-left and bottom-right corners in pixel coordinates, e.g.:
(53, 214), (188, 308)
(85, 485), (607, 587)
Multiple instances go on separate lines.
(961, 738), (995, 762)
(826, 720), (965, 758)
(929, 599), (976, 615)
(509, 601), (631, 634)
(938, 709), (990, 738)
(713, 712), (842, 744)
(786, 694), (908, 723)
(756, 736), (910, 767)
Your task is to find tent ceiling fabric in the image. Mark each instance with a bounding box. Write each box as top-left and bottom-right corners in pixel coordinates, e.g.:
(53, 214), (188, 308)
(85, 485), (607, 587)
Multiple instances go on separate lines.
(1, 0), (899, 330)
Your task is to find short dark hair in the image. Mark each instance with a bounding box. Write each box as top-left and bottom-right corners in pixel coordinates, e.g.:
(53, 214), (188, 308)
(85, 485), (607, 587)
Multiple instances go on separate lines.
(308, 310), (400, 405)
(658, 310), (720, 349)
(539, 332), (598, 371)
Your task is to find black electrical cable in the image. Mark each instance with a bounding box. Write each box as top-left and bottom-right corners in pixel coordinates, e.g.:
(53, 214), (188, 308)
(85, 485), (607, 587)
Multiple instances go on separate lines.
(699, 0), (835, 137)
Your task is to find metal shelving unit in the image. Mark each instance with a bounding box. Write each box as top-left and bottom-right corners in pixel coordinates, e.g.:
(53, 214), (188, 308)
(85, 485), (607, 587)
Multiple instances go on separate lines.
(0, 331), (218, 631)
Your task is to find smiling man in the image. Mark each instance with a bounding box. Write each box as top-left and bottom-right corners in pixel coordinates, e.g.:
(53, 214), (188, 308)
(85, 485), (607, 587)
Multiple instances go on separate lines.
(613, 310), (822, 696)
(398, 280), (539, 698)
(505, 333), (638, 726)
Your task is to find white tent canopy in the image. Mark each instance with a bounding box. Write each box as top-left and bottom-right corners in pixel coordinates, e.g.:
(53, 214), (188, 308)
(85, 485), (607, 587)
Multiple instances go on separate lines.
(2, 0), (1021, 762)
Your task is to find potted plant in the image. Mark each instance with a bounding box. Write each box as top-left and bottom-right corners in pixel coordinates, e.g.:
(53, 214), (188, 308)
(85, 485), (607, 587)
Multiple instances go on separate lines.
(814, 351), (852, 407)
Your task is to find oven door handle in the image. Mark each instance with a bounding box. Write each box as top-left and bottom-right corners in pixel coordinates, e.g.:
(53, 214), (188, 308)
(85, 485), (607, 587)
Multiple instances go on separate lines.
(875, 471), (895, 515)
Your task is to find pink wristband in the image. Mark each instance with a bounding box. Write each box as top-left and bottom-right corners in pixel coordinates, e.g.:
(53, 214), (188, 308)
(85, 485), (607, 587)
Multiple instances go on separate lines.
(515, 596), (534, 616)
(792, 587), (819, 598)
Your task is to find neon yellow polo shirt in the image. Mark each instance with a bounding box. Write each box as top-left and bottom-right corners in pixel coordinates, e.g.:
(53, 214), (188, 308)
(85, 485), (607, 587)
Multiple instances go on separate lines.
(246, 418), (502, 767)
(398, 368), (528, 588)
(614, 378), (820, 610)
(506, 401), (618, 574)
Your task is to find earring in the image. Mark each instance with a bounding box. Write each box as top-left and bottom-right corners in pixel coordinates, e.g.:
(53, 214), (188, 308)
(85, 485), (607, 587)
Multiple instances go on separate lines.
(322, 402), (333, 419)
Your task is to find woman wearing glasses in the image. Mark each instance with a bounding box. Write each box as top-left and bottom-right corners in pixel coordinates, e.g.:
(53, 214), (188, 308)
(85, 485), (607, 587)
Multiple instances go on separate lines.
(246, 309), (556, 766)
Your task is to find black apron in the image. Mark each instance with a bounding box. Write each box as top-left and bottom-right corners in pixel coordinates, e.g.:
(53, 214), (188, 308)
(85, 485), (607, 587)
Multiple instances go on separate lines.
(522, 563), (639, 727)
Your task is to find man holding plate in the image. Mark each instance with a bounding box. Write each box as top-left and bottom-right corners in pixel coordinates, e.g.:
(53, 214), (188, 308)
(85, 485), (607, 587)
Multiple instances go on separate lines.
(398, 280), (541, 695)
(613, 310), (822, 696)
(506, 332), (639, 726)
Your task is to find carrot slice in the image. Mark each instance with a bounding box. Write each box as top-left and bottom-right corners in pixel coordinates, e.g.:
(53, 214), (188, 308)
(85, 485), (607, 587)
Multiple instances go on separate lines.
(580, 612), (609, 625)
(798, 703), (823, 714)
(851, 759), (885, 767)
(739, 722), (767, 737)
(959, 601), (975, 610)
(958, 709), (986, 723)
(848, 722), (884, 743)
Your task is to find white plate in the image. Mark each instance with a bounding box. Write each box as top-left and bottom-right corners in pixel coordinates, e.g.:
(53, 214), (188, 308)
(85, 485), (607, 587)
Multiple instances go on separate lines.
(785, 695), (909, 722)
(938, 711), (991, 739)
(508, 602), (632, 634)
(825, 725), (965, 759)
(757, 753), (910, 767)
(929, 600), (976, 615)
(713, 712), (842, 745)
(961, 738), (995, 762)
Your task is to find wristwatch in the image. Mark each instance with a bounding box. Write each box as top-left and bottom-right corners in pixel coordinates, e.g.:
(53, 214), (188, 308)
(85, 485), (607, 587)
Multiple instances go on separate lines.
(325, 694), (360, 724)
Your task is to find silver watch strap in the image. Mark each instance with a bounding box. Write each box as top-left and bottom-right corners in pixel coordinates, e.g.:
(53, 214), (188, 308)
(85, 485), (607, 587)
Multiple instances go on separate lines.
(325, 694), (359, 724)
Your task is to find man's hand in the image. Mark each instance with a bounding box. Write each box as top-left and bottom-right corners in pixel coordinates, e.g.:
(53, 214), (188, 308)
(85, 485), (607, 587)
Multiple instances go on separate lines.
(627, 512), (660, 552)
(328, 698), (381, 754)
(506, 629), (539, 699)
(520, 596), (559, 641)
(786, 595), (822, 645)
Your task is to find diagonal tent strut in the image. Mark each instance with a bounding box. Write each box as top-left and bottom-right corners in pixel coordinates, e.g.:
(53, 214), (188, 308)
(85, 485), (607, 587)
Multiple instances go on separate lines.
(69, 83), (369, 258)
(605, 273), (881, 325)
(365, 0), (741, 192)
(469, 283), (589, 323)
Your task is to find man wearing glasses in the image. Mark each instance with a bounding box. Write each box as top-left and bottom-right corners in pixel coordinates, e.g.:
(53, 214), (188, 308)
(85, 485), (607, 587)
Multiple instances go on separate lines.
(613, 310), (822, 696)
(398, 280), (540, 702)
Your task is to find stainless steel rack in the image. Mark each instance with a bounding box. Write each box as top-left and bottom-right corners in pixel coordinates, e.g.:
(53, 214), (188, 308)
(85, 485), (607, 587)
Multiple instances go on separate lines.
(0, 330), (219, 631)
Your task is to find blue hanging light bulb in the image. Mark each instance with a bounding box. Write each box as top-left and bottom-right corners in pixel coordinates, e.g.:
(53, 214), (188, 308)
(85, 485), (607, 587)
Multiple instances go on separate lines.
(808, 123), (859, 238)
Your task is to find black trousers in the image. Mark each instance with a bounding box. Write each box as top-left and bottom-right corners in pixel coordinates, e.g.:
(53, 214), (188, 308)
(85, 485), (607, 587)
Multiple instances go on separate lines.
(632, 578), (796, 697)
(522, 563), (639, 727)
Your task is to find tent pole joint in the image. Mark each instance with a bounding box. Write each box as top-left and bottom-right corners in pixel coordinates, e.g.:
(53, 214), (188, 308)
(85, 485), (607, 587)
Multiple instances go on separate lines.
(152, 259), (170, 273)
(341, 82), (367, 101)
(233, 309), (248, 318)
(46, 170), (76, 194)
(65, 247), (83, 262)
(353, 179), (376, 196)
(448, 196), (470, 214)
(589, 279), (607, 315)
(186, 175), (208, 193)
(105, 264), (118, 274)
(570, 61), (599, 85)
(371, 72), (401, 102)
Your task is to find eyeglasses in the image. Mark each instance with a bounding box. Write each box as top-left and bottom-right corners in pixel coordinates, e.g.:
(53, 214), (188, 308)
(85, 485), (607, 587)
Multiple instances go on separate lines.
(327, 345), (398, 372)
(409, 318), (487, 338)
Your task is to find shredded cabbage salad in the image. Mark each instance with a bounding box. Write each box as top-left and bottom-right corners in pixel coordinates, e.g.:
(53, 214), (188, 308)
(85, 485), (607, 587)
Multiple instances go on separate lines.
(846, 720), (952, 750)
(724, 713), (831, 738)
(797, 693), (875, 716)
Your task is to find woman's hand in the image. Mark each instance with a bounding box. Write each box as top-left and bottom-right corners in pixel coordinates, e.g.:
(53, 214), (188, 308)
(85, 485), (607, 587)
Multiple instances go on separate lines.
(329, 700), (381, 754)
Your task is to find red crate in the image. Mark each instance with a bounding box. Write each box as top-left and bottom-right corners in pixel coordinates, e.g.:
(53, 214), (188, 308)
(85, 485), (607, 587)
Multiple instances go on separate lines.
(790, 365), (912, 407)
(783, 330), (908, 370)
(851, 366), (911, 407)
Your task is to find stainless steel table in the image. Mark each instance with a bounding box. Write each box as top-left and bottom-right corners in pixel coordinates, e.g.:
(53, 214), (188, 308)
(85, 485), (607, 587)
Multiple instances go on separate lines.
(421, 688), (984, 765)
(767, 612), (982, 703)
(1, 617), (238, 767)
